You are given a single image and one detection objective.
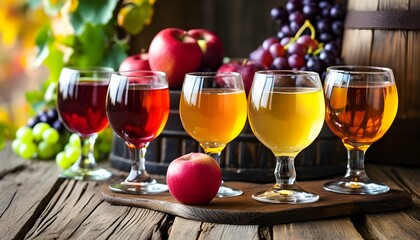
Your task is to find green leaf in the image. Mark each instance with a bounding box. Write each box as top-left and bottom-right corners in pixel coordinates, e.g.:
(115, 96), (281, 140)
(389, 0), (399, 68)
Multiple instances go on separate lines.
(101, 43), (128, 70)
(69, 0), (118, 34)
(68, 24), (106, 67)
(34, 25), (53, 67)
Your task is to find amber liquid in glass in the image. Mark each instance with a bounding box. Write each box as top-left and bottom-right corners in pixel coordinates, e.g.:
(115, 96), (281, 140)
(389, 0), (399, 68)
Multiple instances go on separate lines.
(325, 83), (398, 150)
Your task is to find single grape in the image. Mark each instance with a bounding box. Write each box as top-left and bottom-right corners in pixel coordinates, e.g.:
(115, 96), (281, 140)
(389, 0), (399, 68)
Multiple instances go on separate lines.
(27, 115), (40, 128)
(324, 41), (341, 56)
(289, 21), (302, 34)
(319, 50), (335, 66)
(330, 4), (345, 19)
(19, 142), (37, 159)
(319, 32), (333, 43)
(271, 6), (288, 22)
(288, 54), (305, 69)
(286, 1), (301, 13)
(16, 126), (34, 143)
(280, 37), (292, 46)
(42, 128), (60, 144)
(280, 25), (294, 37)
(38, 112), (49, 124)
(316, 18), (332, 33)
(52, 119), (65, 133)
(269, 42), (286, 58)
(65, 146), (81, 163)
(12, 139), (23, 155)
(262, 37), (279, 50)
(69, 133), (81, 148)
(46, 108), (58, 121)
(306, 56), (324, 73)
(249, 47), (273, 68)
(37, 141), (57, 160)
(296, 35), (319, 52)
(56, 152), (73, 170)
(302, 3), (319, 18)
(289, 11), (305, 25)
(33, 122), (51, 142)
(287, 42), (308, 57)
(271, 57), (290, 70)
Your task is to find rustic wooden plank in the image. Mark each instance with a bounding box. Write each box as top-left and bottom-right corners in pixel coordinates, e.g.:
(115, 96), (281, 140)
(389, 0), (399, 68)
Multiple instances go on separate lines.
(0, 152), (62, 240)
(169, 217), (259, 240)
(273, 218), (363, 240)
(0, 142), (28, 178)
(359, 165), (420, 239)
(24, 179), (170, 239)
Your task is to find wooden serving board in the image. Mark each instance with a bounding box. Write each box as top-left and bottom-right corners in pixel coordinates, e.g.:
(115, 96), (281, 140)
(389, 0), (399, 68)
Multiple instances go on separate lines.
(101, 180), (412, 225)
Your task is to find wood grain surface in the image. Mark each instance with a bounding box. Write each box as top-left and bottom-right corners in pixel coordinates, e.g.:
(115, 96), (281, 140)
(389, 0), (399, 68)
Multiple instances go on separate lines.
(1, 142), (419, 240)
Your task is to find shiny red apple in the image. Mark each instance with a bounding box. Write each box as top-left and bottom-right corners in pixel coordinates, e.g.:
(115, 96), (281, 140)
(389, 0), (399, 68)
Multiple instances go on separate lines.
(148, 28), (203, 89)
(188, 29), (225, 71)
(119, 53), (151, 71)
(166, 152), (222, 205)
(217, 60), (264, 94)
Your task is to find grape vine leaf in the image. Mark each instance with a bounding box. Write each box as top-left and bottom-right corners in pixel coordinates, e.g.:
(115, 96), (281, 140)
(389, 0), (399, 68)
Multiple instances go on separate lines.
(69, 0), (119, 34)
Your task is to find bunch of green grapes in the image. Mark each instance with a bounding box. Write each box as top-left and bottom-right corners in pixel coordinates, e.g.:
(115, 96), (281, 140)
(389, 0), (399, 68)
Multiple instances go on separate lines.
(12, 122), (66, 160)
(55, 128), (113, 169)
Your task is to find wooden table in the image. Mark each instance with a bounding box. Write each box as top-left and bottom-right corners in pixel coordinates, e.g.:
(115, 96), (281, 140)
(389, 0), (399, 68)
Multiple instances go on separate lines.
(1, 142), (419, 240)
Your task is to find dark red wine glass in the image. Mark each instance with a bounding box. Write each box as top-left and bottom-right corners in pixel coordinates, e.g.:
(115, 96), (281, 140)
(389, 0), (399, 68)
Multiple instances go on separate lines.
(57, 67), (113, 181)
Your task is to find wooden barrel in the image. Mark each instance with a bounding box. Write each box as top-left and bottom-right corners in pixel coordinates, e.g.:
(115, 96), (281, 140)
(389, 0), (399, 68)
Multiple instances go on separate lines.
(342, 0), (420, 166)
(109, 90), (347, 183)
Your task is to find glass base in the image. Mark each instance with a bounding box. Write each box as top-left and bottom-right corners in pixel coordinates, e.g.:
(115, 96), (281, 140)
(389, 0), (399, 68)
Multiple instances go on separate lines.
(252, 188), (319, 204)
(324, 179), (390, 195)
(109, 181), (168, 195)
(216, 184), (243, 198)
(59, 166), (112, 181)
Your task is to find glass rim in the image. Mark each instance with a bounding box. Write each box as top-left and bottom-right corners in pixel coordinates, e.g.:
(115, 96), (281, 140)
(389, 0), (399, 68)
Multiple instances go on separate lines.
(327, 65), (393, 74)
(185, 72), (242, 77)
(255, 69), (320, 77)
(63, 66), (114, 73)
(116, 69), (167, 77)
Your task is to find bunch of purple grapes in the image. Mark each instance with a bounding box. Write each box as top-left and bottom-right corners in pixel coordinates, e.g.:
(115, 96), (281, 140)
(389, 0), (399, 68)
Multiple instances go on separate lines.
(249, 0), (346, 79)
(27, 108), (65, 133)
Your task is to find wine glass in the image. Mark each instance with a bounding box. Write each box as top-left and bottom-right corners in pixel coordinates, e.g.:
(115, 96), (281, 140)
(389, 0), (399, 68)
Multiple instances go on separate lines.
(179, 72), (247, 197)
(106, 70), (170, 194)
(323, 66), (398, 195)
(248, 70), (325, 204)
(57, 67), (113, 181)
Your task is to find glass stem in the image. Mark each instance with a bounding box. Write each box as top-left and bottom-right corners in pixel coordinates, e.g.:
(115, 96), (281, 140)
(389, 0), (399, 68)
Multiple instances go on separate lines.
(273, 156), (297, 189)
(126, 143), (152, 183)
(78, 135), (98, 169)
(208, 152), (224, 184)
(345, 149), (369, 182)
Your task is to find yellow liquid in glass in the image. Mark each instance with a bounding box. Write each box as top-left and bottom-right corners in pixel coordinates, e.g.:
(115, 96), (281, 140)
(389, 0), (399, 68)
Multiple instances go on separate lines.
(180, 88), (247, 153)
(248, 87), (325, 157)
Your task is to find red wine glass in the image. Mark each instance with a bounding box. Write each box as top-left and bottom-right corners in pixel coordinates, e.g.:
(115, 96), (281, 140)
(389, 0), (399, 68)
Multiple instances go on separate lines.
(57, 67), (113, 181)
(106, 70), (170, 194)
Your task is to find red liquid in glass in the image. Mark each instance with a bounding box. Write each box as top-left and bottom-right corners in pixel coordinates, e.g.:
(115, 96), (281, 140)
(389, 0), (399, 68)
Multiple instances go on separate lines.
(57, 81), (109, 137)
(106, 85), (169, 148)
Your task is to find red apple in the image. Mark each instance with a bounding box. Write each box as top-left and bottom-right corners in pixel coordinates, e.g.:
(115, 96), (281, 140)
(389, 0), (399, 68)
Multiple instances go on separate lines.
(148, 28), (203, 89)
(217, 60), (265, 94)
(119, 53), (151, 71)
(188, 29), (225, 71)
(166, 152), (222, 205)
